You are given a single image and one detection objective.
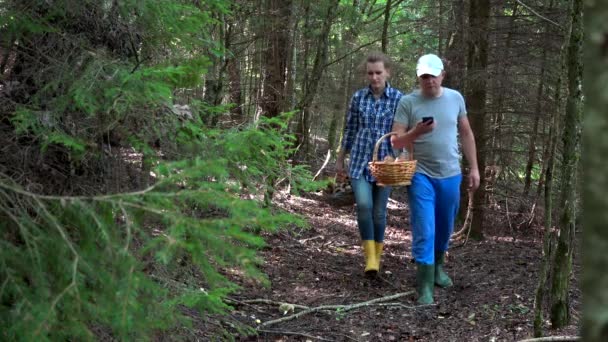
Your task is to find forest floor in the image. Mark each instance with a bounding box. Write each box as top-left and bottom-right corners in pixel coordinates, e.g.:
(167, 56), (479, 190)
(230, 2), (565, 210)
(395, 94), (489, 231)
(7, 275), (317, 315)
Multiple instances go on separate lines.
(212, 186), (581, 342)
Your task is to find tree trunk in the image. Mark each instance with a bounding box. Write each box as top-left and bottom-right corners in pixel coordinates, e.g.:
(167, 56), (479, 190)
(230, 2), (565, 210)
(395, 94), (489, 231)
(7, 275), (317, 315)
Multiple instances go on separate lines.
(260, 0), (293, 205)
(329, 46), (354, 156)
(227, 56), (243, 122)
(582, 0), (608, 339)
(285, 0), (299, 112)
(444, 0), (469, 224)
(204, 15), (231, 126)
(295, 0), (340, 155)
(226, 23), (244, 122)
(443, 0), (466, 92)
(381, 0), (393, 53)
(549, 0), (583, 329)
(535, 0), (561, 200)
(329, 0), (363, 157)
(260, 0), (292, 119)
(489, 1), (518, 166)
(438, 0), (444, 55)
(533, 72), (562, 337)
(523, 49), (547, 197)
(465, 0), (490, 239)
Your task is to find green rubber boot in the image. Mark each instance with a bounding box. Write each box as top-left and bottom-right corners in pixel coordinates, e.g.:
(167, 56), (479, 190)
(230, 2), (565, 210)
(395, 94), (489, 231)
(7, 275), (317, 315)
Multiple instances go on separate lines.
(435, 252), (453, 288)
(416, 263), (435, 305)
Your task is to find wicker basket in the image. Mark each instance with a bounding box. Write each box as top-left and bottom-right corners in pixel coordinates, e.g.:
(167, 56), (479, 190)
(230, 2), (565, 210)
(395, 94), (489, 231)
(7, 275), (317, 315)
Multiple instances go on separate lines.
(368, 132), (417, 186)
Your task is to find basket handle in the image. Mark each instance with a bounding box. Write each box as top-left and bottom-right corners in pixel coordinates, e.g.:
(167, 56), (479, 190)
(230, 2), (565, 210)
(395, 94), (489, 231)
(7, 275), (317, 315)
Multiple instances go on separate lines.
(372, 132), (414, 162)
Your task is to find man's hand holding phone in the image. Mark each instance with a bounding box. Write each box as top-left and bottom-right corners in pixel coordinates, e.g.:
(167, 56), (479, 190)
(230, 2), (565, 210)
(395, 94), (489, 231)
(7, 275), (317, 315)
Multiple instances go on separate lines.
(414, 116), (435, 135)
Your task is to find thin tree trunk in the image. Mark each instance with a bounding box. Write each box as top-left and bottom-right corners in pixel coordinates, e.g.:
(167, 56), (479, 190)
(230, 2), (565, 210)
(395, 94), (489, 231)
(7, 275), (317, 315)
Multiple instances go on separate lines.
(296, 0), (340, 156)
(227, 57), (243, 121)
(443, 0), (466, 92)
(465, 0), (490, 239)
(260, 0), (292, 119)
(0, 34), (16, 76)
(489, 1), (518, 166)
(260, 0), (293, 205)
(535, 0), (560, 199)
(445, 0), (469, 223)
(582, 0), (608, 339)
(533, 71), (562, 337)
(438, 0), (444, 55)
(329, 0), (362, 156)
(549, 0), (583, 329)
(226, 23), (244, 122)
(523, 49), (547, 196)
(329, 46), (353, 155)
(381, 0), (393, 53)
(285, 1), (299, 111)
(204, 14), (231, 126)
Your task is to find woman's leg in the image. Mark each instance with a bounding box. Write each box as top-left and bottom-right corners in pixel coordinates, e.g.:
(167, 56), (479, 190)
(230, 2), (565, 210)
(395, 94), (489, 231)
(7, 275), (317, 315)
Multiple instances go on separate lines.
(351, 177), (374, 241)
(351, 177), (378, 274)
(372, 183), (392, 243)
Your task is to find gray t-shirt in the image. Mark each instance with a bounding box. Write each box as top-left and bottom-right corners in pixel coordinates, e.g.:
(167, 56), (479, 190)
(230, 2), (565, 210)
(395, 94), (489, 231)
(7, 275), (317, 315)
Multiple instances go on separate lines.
(394, 87), (466, 178)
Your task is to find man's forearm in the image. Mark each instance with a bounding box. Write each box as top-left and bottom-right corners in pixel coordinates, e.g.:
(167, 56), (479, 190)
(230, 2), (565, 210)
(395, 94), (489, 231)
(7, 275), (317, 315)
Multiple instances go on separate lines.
(393, 131), (419, 149)
(461, 134), (478, 171)
(391, 124), (419, 149)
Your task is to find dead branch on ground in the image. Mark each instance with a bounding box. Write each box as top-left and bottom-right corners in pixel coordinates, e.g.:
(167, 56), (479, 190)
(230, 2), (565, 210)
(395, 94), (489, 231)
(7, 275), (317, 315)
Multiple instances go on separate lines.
(257, 291), (416, 328)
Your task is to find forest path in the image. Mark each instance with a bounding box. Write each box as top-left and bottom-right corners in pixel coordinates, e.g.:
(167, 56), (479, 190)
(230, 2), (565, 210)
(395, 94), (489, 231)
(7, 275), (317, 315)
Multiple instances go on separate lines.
(225, 189), (580, 341)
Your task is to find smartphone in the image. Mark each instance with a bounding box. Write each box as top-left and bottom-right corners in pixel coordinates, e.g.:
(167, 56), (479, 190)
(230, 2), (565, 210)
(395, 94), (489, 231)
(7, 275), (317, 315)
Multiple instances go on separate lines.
(422, 116), (434, 124)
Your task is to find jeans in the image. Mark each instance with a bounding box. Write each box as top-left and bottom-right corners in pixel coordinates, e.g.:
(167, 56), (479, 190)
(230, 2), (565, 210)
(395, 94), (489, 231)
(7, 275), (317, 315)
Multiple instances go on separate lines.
(350, 177), (392, 242)
(408, 172), (462, 264)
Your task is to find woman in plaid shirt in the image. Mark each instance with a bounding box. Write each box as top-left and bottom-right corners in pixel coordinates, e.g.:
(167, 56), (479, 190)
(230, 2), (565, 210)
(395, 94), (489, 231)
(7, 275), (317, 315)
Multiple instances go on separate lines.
(336, 52), (403, 276)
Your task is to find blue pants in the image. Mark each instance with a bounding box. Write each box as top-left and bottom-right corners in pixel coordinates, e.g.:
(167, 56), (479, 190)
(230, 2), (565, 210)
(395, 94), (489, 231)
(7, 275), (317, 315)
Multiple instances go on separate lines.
(408, 172), (462, 264)
(351, 177), (392, 242)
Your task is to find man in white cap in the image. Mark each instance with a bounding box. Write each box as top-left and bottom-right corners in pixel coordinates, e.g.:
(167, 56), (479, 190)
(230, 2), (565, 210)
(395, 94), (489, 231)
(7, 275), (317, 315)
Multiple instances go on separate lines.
(391, 54), (480, 304)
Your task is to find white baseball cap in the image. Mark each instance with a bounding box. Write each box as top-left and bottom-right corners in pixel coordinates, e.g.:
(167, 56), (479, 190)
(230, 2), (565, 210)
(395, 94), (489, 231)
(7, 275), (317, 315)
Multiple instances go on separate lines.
(416, 54), (444, 77)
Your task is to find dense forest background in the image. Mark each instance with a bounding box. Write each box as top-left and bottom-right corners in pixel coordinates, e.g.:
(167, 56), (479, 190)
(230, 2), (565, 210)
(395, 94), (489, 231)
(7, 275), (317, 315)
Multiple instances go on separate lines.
(0, 0), (605, 341)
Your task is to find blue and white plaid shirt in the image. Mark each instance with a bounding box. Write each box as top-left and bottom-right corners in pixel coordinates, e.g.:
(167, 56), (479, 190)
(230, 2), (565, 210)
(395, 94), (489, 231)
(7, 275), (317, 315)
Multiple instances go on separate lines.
(341, 83), (403, 181)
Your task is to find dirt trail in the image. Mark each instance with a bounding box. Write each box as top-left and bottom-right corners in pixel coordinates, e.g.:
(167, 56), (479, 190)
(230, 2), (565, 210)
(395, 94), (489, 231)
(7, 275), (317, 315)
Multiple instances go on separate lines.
(226, 189), (580, 341)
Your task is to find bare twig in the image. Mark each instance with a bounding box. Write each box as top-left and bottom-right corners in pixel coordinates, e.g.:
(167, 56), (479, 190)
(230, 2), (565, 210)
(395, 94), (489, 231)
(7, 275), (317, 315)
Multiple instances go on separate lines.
(527, 201), (537, 227)
(298, 235), (325, 244)
(0, 174), (159, 201)
(506, 198), (514, 239)
(514, 0), (562, 29)
(119, 202), (131, 253)
(324, 31), (410, 68)
(236, 298), (310, 311)
(258, 329), (333, 341)
(312, 149), (332, 181)
(451, 190), (473, 241)
(517, 336), (580, 342)
(258, 291), (415, 328)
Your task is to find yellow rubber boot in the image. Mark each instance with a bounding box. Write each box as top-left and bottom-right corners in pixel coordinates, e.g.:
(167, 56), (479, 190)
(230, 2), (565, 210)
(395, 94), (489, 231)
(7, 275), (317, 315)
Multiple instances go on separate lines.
(375, 242), (384, 270)
(363, 240), (379, 275)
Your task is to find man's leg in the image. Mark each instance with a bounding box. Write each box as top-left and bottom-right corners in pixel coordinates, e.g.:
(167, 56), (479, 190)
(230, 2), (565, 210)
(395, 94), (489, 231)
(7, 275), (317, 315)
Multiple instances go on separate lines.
(434, 173), (462, 287)
(408, 173), (436, 304)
